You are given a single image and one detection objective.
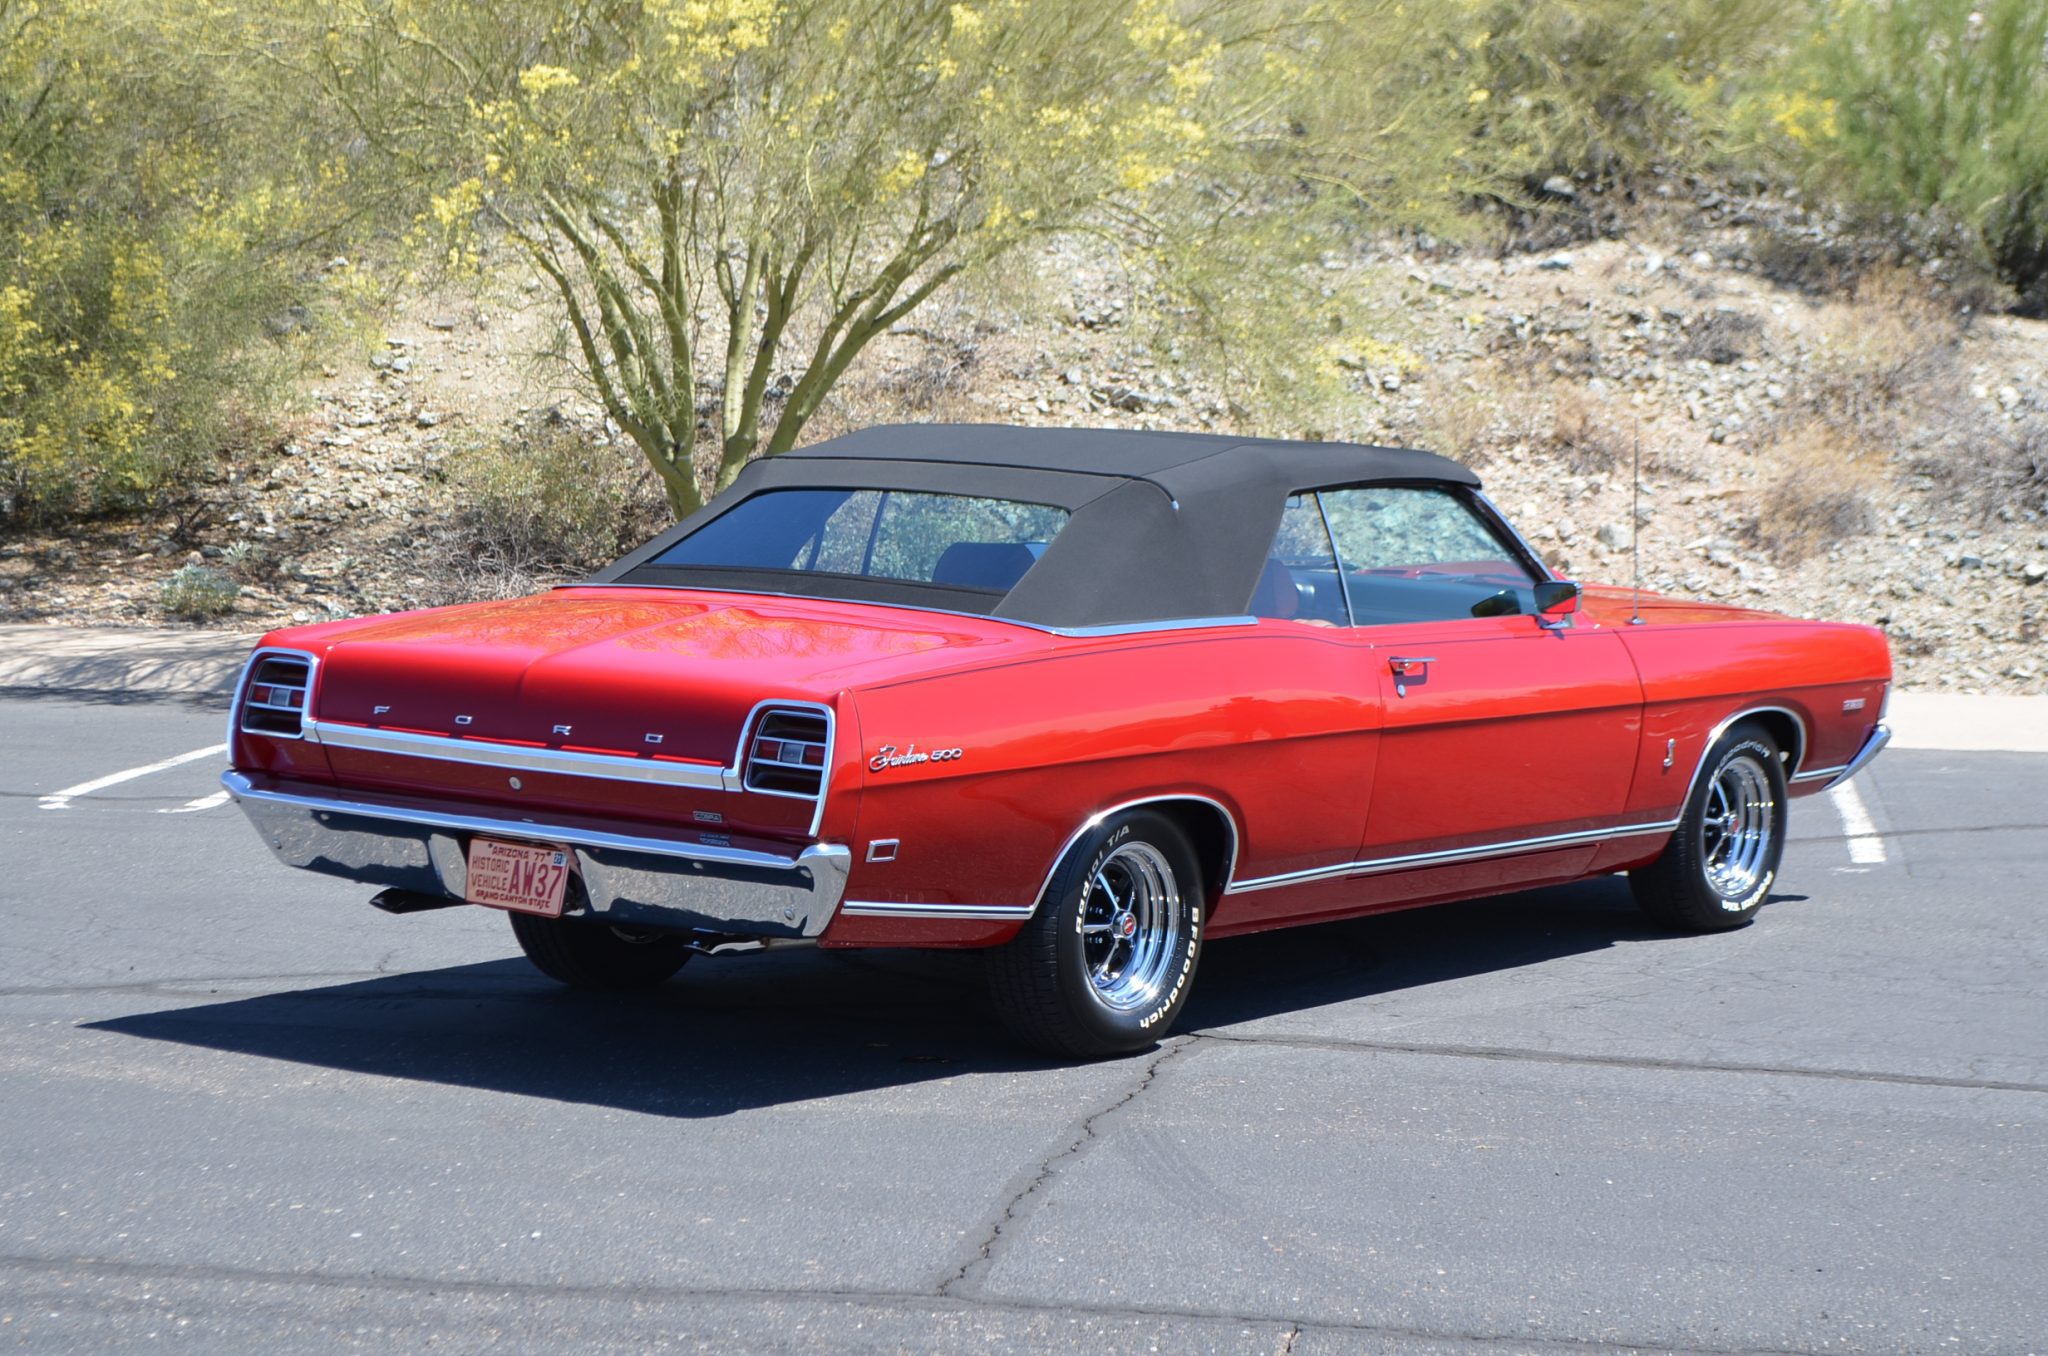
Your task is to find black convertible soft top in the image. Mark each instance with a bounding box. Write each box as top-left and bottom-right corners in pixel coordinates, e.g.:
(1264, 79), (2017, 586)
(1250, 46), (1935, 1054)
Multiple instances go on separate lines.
(591, 424), (1485, 628)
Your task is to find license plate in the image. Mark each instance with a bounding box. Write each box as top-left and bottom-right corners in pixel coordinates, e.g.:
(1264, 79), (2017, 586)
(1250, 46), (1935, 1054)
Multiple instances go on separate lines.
(464, 837), (572, 917)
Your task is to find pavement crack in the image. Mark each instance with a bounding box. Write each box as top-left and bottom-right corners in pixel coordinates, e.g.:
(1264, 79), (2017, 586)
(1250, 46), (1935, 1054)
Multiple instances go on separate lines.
(1190, 1031), (2048, 1094)
(0, 1252), (1841, 1355)
(937, 1035), (1194, 1299)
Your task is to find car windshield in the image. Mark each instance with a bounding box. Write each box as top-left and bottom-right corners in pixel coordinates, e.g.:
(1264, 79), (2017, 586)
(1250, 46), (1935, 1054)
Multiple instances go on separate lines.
(636, 488), (1071, 608)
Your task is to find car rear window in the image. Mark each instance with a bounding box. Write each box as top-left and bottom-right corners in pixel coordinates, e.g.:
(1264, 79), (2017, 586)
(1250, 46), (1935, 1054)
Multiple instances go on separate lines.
(644, 489), (1070, 599)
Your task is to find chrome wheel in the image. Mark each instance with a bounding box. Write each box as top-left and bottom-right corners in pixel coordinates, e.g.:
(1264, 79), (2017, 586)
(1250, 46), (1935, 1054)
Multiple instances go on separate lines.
(1630, 723), (1787, 933)
(989, 807), (1208, 1057)
(1077, 841), (1183, 1012)
(1700, 754), (1775, 902)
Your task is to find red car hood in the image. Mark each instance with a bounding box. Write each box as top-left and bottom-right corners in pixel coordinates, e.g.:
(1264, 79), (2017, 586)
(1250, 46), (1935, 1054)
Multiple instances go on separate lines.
(281, 587), (1048, 764)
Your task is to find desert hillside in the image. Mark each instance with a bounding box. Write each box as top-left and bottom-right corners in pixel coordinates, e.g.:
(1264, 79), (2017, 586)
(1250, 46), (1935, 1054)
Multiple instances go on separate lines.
(4, 203), (2042, 692)
(5, 1), (2046, 691)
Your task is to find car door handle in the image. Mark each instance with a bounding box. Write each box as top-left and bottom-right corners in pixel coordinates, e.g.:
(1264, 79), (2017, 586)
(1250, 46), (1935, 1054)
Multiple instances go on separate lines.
(1388, 655), (1435, 697)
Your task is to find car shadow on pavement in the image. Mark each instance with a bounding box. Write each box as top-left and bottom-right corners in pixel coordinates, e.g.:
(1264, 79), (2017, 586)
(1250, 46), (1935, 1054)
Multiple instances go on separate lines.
(88, 877), (1799, 1117)
(1182, 874), (1803, 1032)
(0, 683), (228, 709)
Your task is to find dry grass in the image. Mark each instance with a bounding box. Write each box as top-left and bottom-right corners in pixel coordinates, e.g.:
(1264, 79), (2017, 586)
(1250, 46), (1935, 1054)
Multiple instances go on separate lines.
(1678, 309), (1763, 365)
(1417, 376), (1506, 467)
(425, 421), (669, 603)
(1737, 265), (1967, 561)
(1811, 265), (1965, 419)
(1744, 419), (1885, 564)
(871, 330), (985, 412)
(1548, 387), (1637, 473)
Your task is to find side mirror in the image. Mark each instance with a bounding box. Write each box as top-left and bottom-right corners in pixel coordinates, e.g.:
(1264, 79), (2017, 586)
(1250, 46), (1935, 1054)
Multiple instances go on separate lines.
(1533, 579), (1580, 629)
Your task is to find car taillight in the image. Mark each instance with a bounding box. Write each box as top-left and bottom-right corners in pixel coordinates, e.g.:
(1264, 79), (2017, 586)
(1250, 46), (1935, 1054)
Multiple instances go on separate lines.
(240, 653), (313, 738)
(744, 708), (829, 797)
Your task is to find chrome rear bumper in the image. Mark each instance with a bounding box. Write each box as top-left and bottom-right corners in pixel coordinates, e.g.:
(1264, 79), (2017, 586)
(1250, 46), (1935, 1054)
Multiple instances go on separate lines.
(221, 771), (850, 938)
(1822, 722), (1891, 791)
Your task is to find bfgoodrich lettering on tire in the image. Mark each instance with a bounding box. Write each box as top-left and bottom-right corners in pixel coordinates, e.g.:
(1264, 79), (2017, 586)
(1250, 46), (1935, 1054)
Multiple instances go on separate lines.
(1630, 720), (1789, 932)
(987, 808), (1205, 1058)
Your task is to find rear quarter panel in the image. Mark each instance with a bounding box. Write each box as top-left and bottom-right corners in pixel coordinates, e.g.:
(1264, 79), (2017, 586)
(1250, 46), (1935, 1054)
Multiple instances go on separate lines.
(824, 626), (1379, 945)
(1591, 617), (1891, 871)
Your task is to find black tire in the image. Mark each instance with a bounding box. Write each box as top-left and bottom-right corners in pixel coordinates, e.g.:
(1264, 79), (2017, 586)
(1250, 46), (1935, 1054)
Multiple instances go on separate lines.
(987, 808), (1206, 1058)
(1630, 721), (1789, 931)
(509, 911), (692, 991)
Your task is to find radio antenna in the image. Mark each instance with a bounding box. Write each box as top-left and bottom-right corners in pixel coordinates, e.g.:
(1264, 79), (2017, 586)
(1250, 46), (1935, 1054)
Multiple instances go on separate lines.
(1630, 418), (1645, 626)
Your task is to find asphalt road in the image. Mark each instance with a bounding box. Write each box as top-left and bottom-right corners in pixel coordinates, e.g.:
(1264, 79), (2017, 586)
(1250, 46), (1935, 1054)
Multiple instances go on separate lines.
(1, 689), (2044, 1354)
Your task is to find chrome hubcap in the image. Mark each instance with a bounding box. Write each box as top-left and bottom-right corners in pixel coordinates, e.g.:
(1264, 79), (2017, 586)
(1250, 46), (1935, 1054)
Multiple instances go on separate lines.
(1701, 755), (1775, 901)
(1078, 842), (1181, 1012)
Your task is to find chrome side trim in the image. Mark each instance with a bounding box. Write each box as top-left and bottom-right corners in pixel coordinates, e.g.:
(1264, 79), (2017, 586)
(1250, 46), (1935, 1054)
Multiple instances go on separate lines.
(839, 901), (1036, 920)
(303, 699), (839, 831)
(303, 719), (735, 791)
(1791, 765), (1846, 784)
(1018, 793), (1245, 922)
(1822, 722), (1890, 791)
(552, 581), (1258, 639)
(1222, 818), (1679, 895)
(1048, 615), (1259, 638)
(1211, 704), (1816, 899)
(1678, 704), (1812, 809)
(220, 769), (839, 874)
(228, 647), (319, 745)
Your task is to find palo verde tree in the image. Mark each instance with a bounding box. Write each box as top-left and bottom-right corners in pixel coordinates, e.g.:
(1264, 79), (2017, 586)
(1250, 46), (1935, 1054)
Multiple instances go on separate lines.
(285, 0), (1492, 516)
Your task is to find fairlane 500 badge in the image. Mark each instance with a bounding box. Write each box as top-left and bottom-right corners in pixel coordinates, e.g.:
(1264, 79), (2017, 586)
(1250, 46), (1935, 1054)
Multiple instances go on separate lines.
(869, 742), (963, 772)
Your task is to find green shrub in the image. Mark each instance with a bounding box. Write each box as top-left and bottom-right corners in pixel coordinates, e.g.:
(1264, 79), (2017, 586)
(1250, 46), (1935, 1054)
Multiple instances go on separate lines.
(160, 564), (241, 619)
(1, 0), (349, 523)
(1771, 0), (2048, 311)
(1469, 0), (1808, 183)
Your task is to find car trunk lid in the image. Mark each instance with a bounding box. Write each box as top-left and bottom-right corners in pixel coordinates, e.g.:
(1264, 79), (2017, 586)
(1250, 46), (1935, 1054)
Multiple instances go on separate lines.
(300, 588), (1043, 836)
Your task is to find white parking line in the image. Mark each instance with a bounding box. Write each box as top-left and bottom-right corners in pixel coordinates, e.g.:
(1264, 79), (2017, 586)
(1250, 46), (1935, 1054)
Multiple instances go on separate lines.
(38, 743), (228, 811)
(159, 789), (232, 815)
(1829, 779), (1887, 865)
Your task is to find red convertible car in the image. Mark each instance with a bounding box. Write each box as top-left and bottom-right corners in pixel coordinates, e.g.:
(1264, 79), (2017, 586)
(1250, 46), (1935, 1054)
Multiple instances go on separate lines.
(224, 425), (1891, 1055)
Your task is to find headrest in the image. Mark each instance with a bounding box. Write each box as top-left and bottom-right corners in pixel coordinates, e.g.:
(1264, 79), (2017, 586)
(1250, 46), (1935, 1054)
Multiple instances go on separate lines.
(931, 541), (1038, 592)
(1250, 559), (1299, 619)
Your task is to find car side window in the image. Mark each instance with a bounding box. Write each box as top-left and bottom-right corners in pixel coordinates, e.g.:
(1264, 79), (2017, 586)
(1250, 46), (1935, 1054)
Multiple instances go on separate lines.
(1252, 495), (1349, 624)
(800, 490), (885, 573)
(1317, 487), (1538, 626)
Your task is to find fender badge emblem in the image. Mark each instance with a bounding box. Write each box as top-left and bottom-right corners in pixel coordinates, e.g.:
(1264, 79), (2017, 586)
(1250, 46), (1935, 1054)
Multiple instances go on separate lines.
(553, 724), (573, 736)
(644, 733), (664, 745)
(455, 714), (473, 727)
(869, 742), (964, 773)
(372, 704), (391, 716)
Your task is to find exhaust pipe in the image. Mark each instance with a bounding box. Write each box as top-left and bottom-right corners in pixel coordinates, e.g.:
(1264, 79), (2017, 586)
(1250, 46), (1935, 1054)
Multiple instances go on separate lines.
(369, 888), (466, 915)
